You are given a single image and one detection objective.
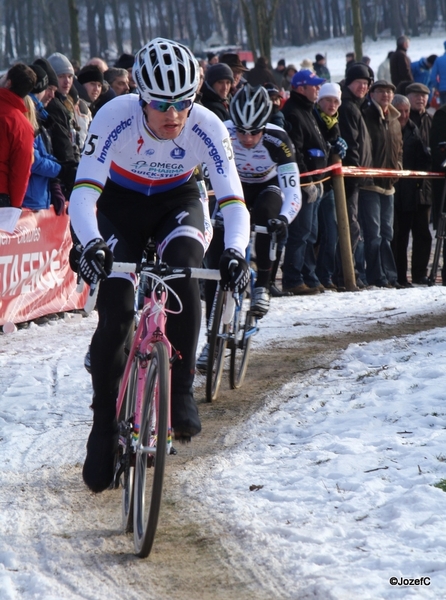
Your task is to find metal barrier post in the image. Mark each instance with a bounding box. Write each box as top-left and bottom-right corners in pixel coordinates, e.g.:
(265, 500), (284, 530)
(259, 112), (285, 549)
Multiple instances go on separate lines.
(331, 158), (358, 291)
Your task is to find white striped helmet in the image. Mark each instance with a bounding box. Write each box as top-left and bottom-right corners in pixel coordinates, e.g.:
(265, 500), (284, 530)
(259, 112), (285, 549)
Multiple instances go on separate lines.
(133, 37), (200, 102)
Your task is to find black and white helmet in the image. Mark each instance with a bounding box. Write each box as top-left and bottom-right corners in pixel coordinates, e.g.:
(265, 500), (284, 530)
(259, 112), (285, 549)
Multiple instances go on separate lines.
(133, 37), (200, 102)
(230, 84), (272, 131)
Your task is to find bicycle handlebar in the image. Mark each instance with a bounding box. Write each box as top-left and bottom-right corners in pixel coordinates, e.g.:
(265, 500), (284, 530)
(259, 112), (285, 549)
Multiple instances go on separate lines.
(83, 264), (221, 314)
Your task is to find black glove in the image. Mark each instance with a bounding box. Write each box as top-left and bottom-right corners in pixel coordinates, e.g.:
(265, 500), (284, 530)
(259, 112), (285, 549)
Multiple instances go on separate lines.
(219, 248), (249, 293)
(69, 241), (83, 273)
(78, 238), (113, 285)
(267, 215), (288, 241)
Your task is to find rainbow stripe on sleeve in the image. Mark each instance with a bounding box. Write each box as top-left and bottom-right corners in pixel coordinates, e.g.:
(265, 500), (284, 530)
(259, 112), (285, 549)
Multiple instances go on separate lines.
(72, 179), (104, 194)
(218, 196), (246, 209)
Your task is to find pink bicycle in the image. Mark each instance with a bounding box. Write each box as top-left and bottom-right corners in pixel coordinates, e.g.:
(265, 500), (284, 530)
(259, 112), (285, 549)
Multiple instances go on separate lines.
(85, 248), (220, 558)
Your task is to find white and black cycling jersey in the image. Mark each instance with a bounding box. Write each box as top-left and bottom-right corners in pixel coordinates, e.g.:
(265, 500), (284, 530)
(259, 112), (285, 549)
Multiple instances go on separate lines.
(223, 120), (302, 224)
(69, 94), (249, 255)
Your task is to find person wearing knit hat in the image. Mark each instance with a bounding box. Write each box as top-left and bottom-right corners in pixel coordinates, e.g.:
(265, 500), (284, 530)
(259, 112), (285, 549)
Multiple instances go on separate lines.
(201, 63), (234, 121)
(29, 64), (49, 94)
(78, 66), (103, 97)
(318, 81), (342, 102)
(314, 81), (347, 290)
(335, 62), (373, 289)
(344, 62), (373, 87)
(313, 53), (331, 82)
(219, 53), (248, 95)
(47, 52), (74, 97)
(33, 58), (59, 108)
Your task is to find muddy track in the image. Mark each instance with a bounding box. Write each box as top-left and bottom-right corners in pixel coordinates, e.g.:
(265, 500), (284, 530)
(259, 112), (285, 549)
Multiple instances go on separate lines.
(127, 309), (446, 600)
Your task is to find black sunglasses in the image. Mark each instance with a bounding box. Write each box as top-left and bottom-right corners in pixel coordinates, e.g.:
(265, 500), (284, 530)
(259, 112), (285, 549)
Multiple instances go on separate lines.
(235, 127), (264, 136)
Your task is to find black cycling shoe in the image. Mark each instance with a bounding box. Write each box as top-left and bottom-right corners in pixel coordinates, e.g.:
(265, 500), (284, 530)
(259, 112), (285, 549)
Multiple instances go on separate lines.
(270, 284), (293, 297)
(171, 393), (201, 442)
(82, 418), (118, 493)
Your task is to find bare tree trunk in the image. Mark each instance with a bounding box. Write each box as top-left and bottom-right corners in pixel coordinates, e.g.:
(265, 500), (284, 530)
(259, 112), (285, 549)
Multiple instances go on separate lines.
(110, 0), (124, 56)
(27, 0), (34, 60)
(67, 0), (81, 62)
(96, 0), (108, 57)
(351, 0), (363, 65)
(127, 0), (141, 53)
(86, 3), (98, 58)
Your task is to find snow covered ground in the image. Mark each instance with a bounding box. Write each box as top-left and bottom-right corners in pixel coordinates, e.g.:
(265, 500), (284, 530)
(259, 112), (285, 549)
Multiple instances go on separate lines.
(1, 283), (446, 598)
(2, 31), (446, 600)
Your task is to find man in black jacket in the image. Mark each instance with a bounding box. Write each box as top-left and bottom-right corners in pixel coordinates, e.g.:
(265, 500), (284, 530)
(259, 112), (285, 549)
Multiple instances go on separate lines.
(200, 63), (234, 122)
(392, 94), (431, 287)
(281, 69), (328, 295)
(337, 62), (373, 288)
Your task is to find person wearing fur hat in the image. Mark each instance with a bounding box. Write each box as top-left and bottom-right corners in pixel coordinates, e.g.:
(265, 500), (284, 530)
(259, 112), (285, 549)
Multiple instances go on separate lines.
(200, 62), (234, 121)
(359, 79), (402, 288)
(335, 62), (373, 289)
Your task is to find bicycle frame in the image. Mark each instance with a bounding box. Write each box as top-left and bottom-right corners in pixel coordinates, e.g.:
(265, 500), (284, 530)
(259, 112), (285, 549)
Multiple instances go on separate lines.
(115, 274), (173, 457)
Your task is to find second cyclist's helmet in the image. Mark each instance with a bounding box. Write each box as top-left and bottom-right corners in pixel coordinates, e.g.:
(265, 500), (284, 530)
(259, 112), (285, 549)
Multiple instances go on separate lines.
(230, 84), (272, 131)
(133, 37), (200, 102)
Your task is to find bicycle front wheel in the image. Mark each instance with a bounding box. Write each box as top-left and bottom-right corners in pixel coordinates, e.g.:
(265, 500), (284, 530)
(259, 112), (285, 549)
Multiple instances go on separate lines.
(120, 358), (139, 533)
(133, 342), (170, 558)
(229, 293), (255, 389)
(206, 288), (229, 402)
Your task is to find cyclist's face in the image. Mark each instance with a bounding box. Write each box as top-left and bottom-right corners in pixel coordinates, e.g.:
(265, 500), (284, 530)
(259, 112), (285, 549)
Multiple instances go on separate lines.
(236, 130), (263, 149)
(143, 104), (189, 140)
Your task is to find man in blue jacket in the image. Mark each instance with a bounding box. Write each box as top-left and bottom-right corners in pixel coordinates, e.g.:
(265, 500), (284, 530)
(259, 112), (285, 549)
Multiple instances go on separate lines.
(430, 42), (446, 105)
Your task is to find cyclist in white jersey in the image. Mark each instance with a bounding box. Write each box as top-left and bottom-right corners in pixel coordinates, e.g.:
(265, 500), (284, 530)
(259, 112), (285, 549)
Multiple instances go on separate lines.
(69, 38), (250, 494)
(198, 85), (301, 369)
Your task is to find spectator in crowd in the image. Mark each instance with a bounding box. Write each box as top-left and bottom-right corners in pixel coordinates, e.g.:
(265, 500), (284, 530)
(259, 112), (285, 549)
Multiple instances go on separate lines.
(405, 83), (433, 277)
(245, 56), (276, 87)
(430, 42), (446, 105)
(85, 57), (108, 72)
(34, 57), (59, 109)
(359, 80), (402, 288)
(300, 58), (314, 71)
(70, 59), (81, 76)
(200, 63), (234, 121)
(377, 51), (394, 82)
(313, 82), (347, 290)
(390, 35), (413, 87)
(273, 58), (286, 88)
(430, 103), (446, 284)
(206, 52), (219, 67)
(411, 55), (437, 94)
(114, 53), (136, 92)
(0, 63), (36, 208)
(281, 64), (298, 92)
(264, 83), (287, 129)
(337, 63), (373, 289)
(281, 69), (329, 295)
(27, 64), (68, 216)
(345, 52), (356, 76)
(104, 67), (129, 96)
(22, 93), (65, 215)
(76, 64), (106, 117)
(219, 52), (248, 96)
(391, 94), (432, 287)
(360, 56), (371, 67)
(46, 52), (81, 196)
(313, 54), (331, 81)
